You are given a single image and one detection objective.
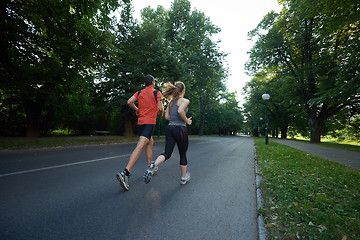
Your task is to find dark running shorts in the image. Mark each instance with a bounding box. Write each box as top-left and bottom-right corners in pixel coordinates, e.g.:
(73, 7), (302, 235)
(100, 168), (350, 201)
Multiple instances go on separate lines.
(138, 124), (155, 140)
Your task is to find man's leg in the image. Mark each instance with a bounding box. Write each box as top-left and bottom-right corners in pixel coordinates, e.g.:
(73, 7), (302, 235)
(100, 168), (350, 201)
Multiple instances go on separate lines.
(117, 136), (149, 191)
(126, 136), (149, 172)
(145, 136), (154, 164)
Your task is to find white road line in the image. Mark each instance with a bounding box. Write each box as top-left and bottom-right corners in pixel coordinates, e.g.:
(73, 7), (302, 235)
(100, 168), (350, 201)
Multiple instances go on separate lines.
(0, 154), (130, 178)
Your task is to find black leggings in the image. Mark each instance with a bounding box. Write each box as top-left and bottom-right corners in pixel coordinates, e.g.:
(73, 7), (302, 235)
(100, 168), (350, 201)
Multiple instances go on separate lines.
(161, 125), (188, 166)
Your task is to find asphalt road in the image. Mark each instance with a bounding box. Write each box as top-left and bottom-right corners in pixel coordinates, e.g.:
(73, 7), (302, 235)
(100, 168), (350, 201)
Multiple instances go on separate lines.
(0, 136), (257, 240)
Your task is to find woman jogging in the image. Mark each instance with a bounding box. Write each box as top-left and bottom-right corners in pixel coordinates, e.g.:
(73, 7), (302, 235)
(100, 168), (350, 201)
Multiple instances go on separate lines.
(143, 81), (192, 185)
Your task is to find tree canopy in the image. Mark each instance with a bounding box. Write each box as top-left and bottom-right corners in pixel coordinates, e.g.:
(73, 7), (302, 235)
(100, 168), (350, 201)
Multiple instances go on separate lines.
(1, 0), (243, 137)
(245, 0), (360, 143)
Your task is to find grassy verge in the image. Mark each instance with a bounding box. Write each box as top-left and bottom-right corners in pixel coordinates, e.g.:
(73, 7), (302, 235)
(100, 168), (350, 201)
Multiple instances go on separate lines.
(255, 138), (360, 239)
(0, 136), (147, 149)
(0, 135), (208, 149)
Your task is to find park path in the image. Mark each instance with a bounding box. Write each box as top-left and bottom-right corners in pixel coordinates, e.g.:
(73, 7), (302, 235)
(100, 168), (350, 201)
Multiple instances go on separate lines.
(271, 138), (360, 170)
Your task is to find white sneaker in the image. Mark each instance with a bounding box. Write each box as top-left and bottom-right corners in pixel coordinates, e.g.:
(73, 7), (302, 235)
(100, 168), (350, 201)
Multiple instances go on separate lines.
(180, 172), (191, 185)
(116, 171), (130, 191)
(144, 161), (157, 184)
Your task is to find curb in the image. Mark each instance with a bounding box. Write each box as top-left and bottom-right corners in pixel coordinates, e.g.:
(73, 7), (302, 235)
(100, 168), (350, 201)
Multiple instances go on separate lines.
(254, 147), (267, 240)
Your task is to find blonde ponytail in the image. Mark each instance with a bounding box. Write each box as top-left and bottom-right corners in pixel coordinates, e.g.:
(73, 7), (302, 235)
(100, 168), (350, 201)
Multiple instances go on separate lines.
(162, 81), (185, 100)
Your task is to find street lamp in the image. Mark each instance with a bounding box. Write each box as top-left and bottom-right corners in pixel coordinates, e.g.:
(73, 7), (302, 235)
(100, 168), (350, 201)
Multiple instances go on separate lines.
(262, 93), (270, 144)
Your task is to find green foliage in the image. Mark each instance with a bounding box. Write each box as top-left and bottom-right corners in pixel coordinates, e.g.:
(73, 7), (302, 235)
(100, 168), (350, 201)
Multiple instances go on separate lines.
(165, 0), (228, 135)
(0, 0), (125, 136)
(324, 108), (360, 141)
(196, 92), (243, 135)
(245, 0), (360, 143)
(243, 69), (307, 138)
(50, 129), (75, 136)
(109, 108), (124, 135)
(98, 0), (230, 136)
(255, 138), (360, 239)
(1, 0), (239, 137)
(0, 89), (26, 136)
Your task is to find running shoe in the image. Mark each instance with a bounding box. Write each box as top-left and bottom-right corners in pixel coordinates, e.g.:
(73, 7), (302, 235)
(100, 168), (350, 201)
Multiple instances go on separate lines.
(143, 161), (157, 184)
(116, 171), (130, 191)
(180, 172), (191, 185)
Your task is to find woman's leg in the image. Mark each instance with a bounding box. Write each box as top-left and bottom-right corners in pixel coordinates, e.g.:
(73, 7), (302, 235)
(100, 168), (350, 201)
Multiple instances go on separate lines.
(180, 165), (187, 178)
(154, 154), (166, 166)
(175, 126), (189, 178)
(155, 126), (176, 166)
(144, 126), (177, 184)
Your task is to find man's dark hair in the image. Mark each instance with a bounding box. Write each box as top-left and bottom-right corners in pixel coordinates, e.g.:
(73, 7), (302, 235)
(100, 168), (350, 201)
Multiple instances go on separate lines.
(144, 75), (154, 86)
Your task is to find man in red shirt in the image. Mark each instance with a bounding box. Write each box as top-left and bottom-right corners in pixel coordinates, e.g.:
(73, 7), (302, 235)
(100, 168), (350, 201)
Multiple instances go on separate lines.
(116, 75), (163, 191)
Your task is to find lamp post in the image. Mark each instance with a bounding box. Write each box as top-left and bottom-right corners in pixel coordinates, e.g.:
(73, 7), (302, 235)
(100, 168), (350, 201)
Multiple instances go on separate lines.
(262, 93), (270, 144)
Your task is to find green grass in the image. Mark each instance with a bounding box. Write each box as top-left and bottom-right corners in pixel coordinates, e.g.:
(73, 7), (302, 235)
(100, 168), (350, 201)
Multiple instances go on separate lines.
(255, 138), (360, 239)
(0, 136), (145, 149)
(0, 135), (207, 149)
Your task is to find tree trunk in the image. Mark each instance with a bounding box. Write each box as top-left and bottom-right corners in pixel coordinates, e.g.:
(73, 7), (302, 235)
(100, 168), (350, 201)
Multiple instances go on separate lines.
(280, 126), (288, 139)
(307, 115), (323, 143)
(272, 128), (279, 138)
(124, 119), (134, 137)
(199, 111), (205, 136)
(303, 18), (323, 143)
(22, 94), (44, 137)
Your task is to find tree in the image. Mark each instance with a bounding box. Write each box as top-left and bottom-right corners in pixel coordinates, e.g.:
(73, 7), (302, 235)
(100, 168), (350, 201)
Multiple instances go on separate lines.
(106, 0), (228, 136)
(243, 70), (307, 138)
(165, 0), (227, 135)
(0, 0), (124, 136)
(0, 0), (233, 137)
(99, 4), (182, 137)
(246, 0), (360, 143)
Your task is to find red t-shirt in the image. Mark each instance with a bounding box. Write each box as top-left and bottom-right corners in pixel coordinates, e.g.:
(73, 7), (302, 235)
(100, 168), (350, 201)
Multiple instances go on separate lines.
(133, 86), (162, 125)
